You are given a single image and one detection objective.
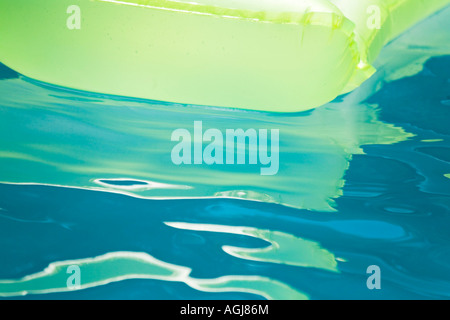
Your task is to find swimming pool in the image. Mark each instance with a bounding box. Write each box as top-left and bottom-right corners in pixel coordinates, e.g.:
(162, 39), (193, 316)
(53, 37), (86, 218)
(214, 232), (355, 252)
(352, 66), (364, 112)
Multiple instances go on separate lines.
(0, 4), (449, 300)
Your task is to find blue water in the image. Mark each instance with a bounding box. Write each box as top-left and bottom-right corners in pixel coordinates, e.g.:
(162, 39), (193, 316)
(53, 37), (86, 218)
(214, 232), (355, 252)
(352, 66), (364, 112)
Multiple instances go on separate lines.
(0, 10), (450, 300)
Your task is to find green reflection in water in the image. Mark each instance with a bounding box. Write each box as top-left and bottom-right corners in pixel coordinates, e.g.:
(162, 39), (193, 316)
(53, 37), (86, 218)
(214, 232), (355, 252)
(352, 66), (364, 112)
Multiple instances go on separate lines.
(0, 76), (411, 211)
(166, 222), (338, 272)
(0, 252), (308, 300)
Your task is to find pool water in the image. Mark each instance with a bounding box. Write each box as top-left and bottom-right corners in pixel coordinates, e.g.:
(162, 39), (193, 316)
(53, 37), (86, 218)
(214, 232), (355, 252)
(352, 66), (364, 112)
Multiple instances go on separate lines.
(0, 7), (449, 300)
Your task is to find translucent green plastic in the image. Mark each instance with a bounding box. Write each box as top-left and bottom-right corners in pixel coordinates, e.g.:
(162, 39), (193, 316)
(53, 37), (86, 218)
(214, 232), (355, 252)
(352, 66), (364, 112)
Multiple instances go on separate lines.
(0, 0), (449, 112)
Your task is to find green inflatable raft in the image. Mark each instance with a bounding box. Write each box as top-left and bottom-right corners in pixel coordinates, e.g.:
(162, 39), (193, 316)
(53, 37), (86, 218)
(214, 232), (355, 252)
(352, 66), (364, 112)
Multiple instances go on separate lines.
(0, 0), (449, 112)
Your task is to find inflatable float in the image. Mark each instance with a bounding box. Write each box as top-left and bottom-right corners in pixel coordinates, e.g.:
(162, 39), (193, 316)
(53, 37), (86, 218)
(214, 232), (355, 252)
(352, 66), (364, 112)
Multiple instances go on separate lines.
(0, 0), (449, 112)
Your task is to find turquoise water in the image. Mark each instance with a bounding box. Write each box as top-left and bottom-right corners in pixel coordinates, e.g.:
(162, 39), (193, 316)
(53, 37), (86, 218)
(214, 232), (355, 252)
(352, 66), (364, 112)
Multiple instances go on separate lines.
(0, 7), (449, 300)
